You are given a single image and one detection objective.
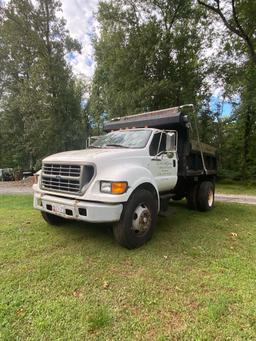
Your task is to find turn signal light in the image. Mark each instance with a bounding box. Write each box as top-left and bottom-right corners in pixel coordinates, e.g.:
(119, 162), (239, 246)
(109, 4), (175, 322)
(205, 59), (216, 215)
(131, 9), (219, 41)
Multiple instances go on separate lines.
(111, 182), (128, 194)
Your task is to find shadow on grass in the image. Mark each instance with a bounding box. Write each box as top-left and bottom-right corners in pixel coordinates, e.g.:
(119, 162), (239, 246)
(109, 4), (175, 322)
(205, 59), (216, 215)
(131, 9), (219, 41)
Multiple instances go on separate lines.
(52, 218), (115, 244)
(35, 198), (254, 259)
(42, 200), (196, 252)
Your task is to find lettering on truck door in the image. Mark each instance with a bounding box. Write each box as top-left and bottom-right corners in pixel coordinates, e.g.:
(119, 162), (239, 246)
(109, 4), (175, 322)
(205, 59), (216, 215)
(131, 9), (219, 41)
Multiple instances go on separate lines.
(149, 131), (178, 192)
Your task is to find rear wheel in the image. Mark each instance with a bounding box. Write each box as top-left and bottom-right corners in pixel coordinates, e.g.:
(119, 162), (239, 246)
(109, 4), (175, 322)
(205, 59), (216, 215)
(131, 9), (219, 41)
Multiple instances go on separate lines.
(197, 181), (215, 211)
(113, 189), (157, 249)
(172, 195), (184, 201)
(41, 211), (65, 225)
(186, 183), (198, 210)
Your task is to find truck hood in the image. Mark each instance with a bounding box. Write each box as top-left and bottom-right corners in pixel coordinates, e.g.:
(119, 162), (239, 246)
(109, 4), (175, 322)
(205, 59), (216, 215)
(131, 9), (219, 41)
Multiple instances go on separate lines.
(43, 148), (144, 163)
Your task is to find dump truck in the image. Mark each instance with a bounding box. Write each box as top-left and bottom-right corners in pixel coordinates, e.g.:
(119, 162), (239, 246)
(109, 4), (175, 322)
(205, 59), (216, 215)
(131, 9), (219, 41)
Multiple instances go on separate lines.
(33, 105), (217, 249)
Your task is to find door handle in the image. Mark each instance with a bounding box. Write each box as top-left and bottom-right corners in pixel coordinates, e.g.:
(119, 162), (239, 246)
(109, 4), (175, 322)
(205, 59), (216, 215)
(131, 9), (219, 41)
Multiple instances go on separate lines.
(173, 160), (176, 167)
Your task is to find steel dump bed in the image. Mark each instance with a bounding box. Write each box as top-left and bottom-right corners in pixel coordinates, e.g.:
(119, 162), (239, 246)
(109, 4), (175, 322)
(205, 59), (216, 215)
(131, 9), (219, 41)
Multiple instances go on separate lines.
(104, 106), (186, 131)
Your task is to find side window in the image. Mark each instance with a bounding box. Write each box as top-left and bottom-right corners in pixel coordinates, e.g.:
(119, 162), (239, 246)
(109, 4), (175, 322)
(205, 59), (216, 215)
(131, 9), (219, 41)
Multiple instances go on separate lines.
(149, 133), (161, 156)
(159, 133), (166, 153)
(149, 132), (167, 155)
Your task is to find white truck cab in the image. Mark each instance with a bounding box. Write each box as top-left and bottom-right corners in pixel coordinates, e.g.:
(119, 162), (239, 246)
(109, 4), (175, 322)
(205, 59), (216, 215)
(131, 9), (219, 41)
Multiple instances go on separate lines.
(33, 106), (217, 249)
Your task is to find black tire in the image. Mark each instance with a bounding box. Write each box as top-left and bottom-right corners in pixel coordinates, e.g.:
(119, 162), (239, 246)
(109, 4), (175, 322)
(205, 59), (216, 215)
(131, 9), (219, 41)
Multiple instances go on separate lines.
(197, 181), (215, 212)
(113, 189), (158, 249)
(186, 183), (198, 210)
(172, 195), (184, 201)
(41, 211), (65, 225)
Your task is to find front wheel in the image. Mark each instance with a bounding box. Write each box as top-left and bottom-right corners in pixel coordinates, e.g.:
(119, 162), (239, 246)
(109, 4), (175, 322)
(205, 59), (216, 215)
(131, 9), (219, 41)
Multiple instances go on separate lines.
(113, 189), (158, 249)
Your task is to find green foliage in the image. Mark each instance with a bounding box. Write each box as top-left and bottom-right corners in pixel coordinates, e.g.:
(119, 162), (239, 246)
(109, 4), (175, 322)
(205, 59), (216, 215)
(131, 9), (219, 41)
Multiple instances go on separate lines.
(89, 0), (206, 120)
(198, 0), (256, 180)
(0, 0), (87, 169)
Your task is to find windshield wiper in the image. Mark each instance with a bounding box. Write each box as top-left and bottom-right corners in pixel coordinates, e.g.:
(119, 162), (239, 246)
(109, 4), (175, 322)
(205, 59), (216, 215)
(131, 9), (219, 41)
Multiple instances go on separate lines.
(88, 145), (101, 148)
(104, 144), (129, 148)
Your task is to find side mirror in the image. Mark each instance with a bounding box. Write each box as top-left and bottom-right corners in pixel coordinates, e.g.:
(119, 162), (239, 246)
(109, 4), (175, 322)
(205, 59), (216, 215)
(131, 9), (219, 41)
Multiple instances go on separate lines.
(166, 132), (177, 151)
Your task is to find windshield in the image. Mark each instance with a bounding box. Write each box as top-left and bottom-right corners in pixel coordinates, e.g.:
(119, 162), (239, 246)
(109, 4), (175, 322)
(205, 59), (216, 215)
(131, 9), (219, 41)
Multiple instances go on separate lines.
(90, 130), (152, 149)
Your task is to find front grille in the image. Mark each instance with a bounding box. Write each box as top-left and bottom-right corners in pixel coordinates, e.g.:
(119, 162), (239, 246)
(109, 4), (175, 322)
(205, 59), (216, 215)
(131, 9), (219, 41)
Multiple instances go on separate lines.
(43, 164), (81, 177)
(41, 163), (82, 194)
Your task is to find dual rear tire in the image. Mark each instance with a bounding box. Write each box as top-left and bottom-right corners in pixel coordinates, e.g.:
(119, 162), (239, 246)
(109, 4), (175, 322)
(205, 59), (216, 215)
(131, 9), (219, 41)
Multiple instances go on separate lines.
(187, 181), (215, 212)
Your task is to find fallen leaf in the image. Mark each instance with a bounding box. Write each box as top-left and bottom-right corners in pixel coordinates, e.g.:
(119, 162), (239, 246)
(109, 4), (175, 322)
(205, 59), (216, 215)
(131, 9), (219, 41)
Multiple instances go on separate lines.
(103, 281), (110, 289)
(73, 289), (83, 298)
(16, 308), (25, 316)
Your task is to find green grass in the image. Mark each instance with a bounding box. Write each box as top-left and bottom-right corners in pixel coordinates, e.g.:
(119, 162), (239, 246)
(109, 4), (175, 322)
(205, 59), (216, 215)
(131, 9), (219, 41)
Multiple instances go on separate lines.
(216, 182), (256, 196)
(1, 195), (256, 340)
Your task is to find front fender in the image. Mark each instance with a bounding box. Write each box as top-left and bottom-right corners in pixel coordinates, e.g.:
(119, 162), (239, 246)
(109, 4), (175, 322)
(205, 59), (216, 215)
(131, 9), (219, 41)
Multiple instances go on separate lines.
(124, 167), (160, 208)
(85, 164), (160, 210)
(128, 176), (160, 212)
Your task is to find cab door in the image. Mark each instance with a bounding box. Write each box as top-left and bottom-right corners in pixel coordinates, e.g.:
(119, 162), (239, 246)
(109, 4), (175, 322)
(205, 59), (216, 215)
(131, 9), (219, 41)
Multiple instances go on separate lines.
(148, 131), (178, 192)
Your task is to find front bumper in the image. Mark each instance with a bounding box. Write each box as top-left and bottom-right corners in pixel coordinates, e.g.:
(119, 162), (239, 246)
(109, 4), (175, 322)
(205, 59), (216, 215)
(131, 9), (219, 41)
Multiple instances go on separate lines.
(34, 192), (123, 223)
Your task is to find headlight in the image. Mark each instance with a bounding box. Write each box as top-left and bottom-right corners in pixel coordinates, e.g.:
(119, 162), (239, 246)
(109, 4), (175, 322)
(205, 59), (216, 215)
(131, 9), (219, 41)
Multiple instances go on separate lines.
(100, 181), (128, 194)
(100, 181), (112, 193)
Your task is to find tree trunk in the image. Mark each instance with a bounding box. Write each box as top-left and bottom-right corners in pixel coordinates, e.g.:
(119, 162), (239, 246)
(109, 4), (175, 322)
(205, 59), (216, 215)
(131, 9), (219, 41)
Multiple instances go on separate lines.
(241, 106), (252, 178)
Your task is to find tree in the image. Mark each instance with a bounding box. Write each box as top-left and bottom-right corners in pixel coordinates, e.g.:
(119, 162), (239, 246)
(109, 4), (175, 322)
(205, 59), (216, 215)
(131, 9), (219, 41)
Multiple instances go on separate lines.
(198, 0), (256, 178)
(198, 0), (256, 64)
(89, 0), (207, 121)
(0, 0), (86, 169)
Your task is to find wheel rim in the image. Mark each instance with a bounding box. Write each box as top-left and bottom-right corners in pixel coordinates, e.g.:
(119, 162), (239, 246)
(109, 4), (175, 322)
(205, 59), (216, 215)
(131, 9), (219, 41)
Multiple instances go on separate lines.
(131, 203), (152, 236)
(208, 189), (214, 207)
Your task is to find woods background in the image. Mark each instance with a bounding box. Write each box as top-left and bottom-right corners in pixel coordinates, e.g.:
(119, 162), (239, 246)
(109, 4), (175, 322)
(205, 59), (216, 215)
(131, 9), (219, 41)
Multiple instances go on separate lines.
(0, 0), (255, 181)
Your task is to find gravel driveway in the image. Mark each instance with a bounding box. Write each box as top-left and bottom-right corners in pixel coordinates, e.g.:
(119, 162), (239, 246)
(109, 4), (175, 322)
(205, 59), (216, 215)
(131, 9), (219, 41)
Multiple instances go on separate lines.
(215, 193), (256, 205)
(1, 180), (256, 205)
(0, 180), (33, 194)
